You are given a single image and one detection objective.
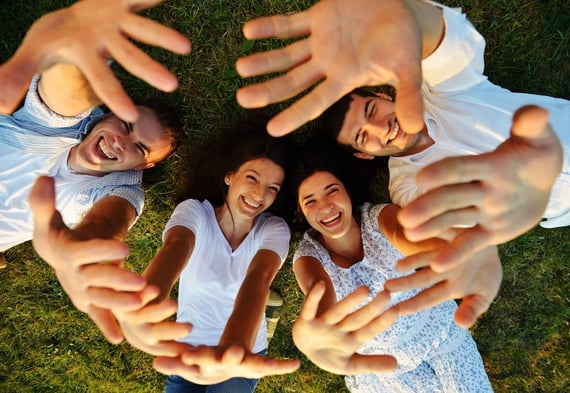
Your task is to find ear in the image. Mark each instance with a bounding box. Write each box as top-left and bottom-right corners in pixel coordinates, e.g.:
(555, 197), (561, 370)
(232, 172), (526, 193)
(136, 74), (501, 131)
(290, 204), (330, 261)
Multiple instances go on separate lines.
(136, 162), (155, 170)
(224, 174), (232, 186)
(375, 92), (393, 101)
(353, 152), (375, 160)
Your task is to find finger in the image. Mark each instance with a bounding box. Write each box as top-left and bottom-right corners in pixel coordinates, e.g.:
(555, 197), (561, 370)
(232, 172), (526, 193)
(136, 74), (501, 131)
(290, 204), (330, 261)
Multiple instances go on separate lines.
(337, 291), (392, 332)
(347, 354), (398, 374)
(321, 286), (370, 325)
(266, 79), (348, 136)
(74, 53), (139, 122)
(154, 355), (199, 376)
(87, 306), (124, 344)
(132, 298), (178, 322)
(393, 250), (436, 273)
(430, 228), (490, 272)
(242, 12), (310, 40)
(510, 105), (550, 142)
(220, 346), (246, 366)
(236, 39), (310, 78)
(236, 60), (322, 109)
(67, 238), (130, 265)
(352, 306), (399, 343)
(107, 35), (179, 92)
(87, 287), (146, 311)
(122, 13), (191, 55)
(412, 154), (494, 196)
(259, 358), (301, 376)
(454, 295), (492, 329)
(398, 181), (486, 230)
(383, 268), (438, 293)
(80, 263), (146, 291)
(149, 321), (193, 342)
(0, 53), (38, 114)
(299, 281), (326, 320)
(402, 206), (480, 241)
(393, 65), (424, 134)
(394, 283), (452, 316)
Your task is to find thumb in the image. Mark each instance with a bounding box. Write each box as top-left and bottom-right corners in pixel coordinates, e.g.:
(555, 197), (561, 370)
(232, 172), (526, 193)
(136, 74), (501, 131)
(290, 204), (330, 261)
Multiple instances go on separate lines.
(0, 52), (39, 115)
(510, 105), (552, 143)
(29, 176), (64, 233)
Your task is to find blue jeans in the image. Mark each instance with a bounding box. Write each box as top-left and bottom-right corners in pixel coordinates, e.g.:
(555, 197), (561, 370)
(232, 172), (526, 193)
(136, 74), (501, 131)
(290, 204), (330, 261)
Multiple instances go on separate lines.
(164, 349), (266, 393)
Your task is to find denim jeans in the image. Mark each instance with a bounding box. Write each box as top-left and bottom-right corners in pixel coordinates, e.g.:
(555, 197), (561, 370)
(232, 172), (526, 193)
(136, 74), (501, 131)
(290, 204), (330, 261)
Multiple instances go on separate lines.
(164, 349), (266, 393)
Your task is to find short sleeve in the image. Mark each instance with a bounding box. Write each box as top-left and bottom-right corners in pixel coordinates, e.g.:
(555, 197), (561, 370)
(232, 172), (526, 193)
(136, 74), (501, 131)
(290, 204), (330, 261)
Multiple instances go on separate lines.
(388, 157), (424, 207)
(163, 199), (208, 241)
(12, 75), (103, 137)
(256, 215), (291, 263)
(421, 5), (487, 92)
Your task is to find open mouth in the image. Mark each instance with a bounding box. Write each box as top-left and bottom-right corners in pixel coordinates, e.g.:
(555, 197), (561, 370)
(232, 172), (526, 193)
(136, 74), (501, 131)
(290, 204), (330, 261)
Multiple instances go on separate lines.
(386, 118), (400, 145)
(97, 137), (117, 160)
(241, 196), (262, 210)
(321, 212), (341, 226)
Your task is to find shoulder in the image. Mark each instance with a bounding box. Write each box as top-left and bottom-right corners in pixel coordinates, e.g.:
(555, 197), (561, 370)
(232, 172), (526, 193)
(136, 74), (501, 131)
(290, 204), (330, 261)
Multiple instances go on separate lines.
(293, 230), (322, 263)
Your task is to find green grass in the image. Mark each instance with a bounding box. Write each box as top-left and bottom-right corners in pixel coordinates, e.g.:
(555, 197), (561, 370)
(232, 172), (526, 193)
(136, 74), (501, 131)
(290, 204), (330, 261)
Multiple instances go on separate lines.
(1, 0), (569, 392)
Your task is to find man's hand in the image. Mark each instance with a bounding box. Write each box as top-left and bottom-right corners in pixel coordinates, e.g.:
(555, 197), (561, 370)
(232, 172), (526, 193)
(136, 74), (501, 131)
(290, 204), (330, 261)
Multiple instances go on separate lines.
(29, 176), (151, 344)
(398, 106), (563, 271)
(153, 344), (300, 384)
(116, 297), (193, 357)
(292, 282), (398, 375)
(0, 0), (191, 122)
(236, 0), (424, 136)
(385, 246), (502, 328)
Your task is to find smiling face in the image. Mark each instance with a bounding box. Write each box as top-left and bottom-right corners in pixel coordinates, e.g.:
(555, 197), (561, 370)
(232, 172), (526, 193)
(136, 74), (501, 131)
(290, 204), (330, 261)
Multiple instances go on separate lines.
(337, 94), (422, 157)
(225, 157), (285, 221)
(70, 106), (174, 175)
(298, 171), (355, 240)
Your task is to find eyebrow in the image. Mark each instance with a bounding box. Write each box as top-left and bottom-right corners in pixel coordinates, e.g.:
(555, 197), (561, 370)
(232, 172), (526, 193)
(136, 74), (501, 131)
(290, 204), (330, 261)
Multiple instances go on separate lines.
(123, 120), (150, 156)
(247, 169), (282, 186)
(301, 182), (339, 201)
(353, 100), (373, 147)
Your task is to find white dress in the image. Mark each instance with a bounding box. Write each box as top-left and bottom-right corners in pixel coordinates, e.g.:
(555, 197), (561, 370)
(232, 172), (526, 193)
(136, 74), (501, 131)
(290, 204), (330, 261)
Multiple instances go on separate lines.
(294, 203), (493, 393)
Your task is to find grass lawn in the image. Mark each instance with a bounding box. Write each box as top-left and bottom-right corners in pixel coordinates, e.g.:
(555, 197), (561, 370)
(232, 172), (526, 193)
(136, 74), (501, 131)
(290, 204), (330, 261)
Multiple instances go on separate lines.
(0, 0), (568, 392)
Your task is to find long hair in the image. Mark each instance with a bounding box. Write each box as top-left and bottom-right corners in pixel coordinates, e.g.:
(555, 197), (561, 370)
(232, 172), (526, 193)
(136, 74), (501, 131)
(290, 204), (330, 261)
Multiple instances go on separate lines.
(286, 135), (375, 232)
(178, 116), (291, 211)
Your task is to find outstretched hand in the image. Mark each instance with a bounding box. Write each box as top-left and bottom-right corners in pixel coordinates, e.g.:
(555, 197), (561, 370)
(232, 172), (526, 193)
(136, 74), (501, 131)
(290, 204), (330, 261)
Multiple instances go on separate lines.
(385, 246), (502, 328)
(292, 282), (398, 375)
(0, 0), (190, 122)
(116, 297), (193, 357)
(29, 176), (151, 344)
(236, 0), (424, 136)
(398, 105), (563, 271)
(153, 344), (300, 384)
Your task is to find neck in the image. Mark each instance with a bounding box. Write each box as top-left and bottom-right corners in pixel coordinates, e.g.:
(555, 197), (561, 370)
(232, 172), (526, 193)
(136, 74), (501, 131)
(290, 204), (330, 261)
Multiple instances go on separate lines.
(214, 203), (253, 250)
(395, 126), (434, 157)
(320, 217), (363, 268)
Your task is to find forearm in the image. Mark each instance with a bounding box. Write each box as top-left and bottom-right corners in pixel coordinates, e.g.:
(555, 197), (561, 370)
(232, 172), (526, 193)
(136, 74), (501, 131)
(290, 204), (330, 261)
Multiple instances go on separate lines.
(220, 250), (280, 349)
(72, 196), (135, 242)
(293, 256), (337, 316)
(38, 63), (102, 116)
(402, 0), (445, 58)
(143, 227), (194, 302)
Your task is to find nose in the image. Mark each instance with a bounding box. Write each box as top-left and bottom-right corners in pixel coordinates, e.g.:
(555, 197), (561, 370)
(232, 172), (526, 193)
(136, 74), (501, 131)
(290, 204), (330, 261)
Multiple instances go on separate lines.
(251, 184), (266, 201)
(367, 113), (390, 136)
(112, 133), (129, 152)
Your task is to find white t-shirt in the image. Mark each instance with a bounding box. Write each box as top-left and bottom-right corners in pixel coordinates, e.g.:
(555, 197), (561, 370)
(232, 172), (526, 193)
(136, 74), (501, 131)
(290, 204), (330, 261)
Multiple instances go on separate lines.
(0, 76), (144, 252)
(388, 4), (570, 228)
(164, 199), (290, 353)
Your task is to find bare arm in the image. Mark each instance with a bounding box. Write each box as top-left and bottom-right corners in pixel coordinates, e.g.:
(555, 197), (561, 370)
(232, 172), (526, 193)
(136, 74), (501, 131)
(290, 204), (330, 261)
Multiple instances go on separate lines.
(38, 64), (102, 117)
(293, 255), (337, 315)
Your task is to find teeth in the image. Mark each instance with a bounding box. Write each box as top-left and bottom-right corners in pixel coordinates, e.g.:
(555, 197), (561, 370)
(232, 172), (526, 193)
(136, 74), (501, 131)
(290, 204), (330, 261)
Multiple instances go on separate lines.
(387, 120), (400, 142)
(98, 139), (116, 159)
(321, 212), (340, 225)
(243, 197), (261, 209)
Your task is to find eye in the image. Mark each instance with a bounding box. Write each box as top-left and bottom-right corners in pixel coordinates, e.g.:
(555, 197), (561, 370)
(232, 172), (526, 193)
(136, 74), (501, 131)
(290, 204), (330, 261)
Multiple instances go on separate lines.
(135, 144), (146, 156)
(269, 186), (280, 193)
(327, 188), (339, 196)
(304, 200), (315, 207)
(358, 130), (367, 147)
(246, 174), (258, 183)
